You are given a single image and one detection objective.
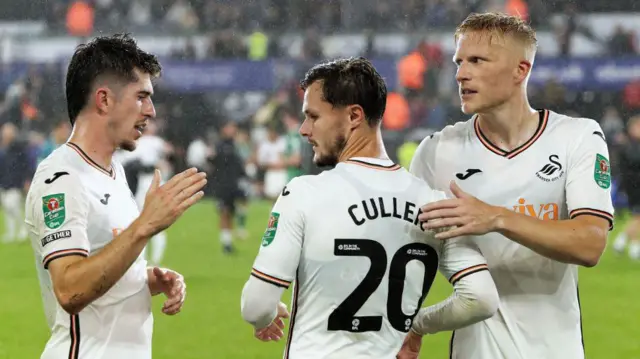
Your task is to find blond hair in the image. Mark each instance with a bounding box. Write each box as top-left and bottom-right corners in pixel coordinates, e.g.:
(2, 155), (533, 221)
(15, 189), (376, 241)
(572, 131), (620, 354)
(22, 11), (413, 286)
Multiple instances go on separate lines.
(455, 12), (537, 50)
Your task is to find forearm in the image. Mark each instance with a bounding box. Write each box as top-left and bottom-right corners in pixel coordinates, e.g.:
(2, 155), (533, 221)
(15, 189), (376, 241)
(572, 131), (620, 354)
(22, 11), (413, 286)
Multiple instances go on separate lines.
(495, 208), (607, 267)
(241, 276), (285, 329)
(411, 271), (498, 335)
(57, 219), (150, 313)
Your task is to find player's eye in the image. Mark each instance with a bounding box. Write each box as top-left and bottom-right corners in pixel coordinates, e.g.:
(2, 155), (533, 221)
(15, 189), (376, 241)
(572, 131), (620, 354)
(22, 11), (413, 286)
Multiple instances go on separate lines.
(470, 57), (483, 64)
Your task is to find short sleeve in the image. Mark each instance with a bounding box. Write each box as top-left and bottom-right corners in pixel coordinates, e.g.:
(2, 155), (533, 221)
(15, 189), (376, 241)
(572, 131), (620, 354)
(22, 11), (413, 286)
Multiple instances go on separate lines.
(410, 134), (438, 188)
(438, 237), (489, 285)
(27, 170), (91, 269)
(250, 178), (305, 289)
(565, 121), (615, 229)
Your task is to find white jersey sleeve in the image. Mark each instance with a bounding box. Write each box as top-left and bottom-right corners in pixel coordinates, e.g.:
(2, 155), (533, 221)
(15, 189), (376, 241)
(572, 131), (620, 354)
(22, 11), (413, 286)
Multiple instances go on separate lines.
(250, 177), (305, 289)
(565, 120), (614, 228)
(411, 237), (497, 335)
(410, 134), (439, 187)
(28, 171), (91, 269)
(438, 237), (489, 284)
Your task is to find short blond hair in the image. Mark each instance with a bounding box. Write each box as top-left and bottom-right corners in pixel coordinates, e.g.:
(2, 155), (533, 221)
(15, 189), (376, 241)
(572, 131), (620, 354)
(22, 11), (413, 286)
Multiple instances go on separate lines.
(455, 12), (537, 49)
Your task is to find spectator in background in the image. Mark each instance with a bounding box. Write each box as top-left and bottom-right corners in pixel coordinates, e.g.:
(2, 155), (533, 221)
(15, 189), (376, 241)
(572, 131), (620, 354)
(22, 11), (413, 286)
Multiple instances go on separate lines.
(398, 43), (427, 100)
(66, 0), (94, 37)
(209, 121), (247, 254)
(612, 115), (640, 260)
(608, 25), (637, 56)
(165, 0), (199, 32)
(0, 123), (31, 242)
(600, 106), (626, 147)
(281, 108), (304, 182)
(383, 92), (410, 131)
(128, 0), (153, 29)
(234, 125), (253, 240)
(505, 0), (529, 22)
(186, 134), (211, 171)
(256, 122), (286, 201)
(38, 118), (71, 164)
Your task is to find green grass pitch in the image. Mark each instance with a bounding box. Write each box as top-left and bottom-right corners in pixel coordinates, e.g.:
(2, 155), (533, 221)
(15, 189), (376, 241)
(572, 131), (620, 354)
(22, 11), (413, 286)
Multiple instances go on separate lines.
(0, 200), (638, 358)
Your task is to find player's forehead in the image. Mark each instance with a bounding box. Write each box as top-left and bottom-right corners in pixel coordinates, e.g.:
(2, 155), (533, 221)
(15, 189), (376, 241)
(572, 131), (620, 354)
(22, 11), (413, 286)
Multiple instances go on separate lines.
(302, 81), (327, 113)
(454, 30), (510, 57)
(126, 68), (154, 94)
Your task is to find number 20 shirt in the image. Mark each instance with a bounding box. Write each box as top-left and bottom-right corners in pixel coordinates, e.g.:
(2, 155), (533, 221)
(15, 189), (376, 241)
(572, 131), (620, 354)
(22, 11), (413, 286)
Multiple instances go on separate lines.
(250, 157), (489, 359)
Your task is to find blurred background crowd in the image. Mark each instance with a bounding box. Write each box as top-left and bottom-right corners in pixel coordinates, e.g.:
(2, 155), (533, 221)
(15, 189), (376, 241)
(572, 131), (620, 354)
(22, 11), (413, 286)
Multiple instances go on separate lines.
(0, 0), (639, 246)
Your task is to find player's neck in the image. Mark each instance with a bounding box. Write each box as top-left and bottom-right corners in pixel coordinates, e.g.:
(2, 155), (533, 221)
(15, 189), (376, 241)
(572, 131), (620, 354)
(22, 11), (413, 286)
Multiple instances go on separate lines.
(338, 127), (388, 163)
(67, 117), (116, 169)
(476, 96), (539, 151)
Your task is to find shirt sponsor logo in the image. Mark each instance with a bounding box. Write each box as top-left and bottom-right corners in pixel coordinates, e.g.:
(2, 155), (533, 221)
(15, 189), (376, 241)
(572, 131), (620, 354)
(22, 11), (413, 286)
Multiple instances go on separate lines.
(512, 198), (559, 220)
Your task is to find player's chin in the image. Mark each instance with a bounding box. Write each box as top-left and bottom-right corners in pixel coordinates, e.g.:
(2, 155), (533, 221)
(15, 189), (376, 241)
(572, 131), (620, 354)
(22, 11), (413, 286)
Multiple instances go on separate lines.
(313, 152), (338, 168)
(460, 102), (478, 115)
(461, 101), (489, 115)
(119, 139), (137, 152)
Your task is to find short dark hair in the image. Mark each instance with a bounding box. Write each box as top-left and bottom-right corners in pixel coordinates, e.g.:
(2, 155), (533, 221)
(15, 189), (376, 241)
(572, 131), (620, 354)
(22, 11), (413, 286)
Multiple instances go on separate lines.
(300, 57), (387, 127)
(65, 33), (162, 125)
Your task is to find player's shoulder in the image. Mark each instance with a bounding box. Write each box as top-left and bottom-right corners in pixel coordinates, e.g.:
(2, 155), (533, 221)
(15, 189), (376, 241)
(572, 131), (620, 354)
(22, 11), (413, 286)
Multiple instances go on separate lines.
(415, 119), (473, 153)
(281, 174), (322, 194)
(29, 147), (86, 199)
(546, 109), (603, 135)
(280, 170), (350, 202)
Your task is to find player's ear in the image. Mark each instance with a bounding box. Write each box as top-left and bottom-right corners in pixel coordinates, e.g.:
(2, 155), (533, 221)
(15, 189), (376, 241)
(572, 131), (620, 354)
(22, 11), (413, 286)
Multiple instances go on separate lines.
(94, 87), (112, 115)
(515, 60), (532, 84)
(348, 104), (365, 130)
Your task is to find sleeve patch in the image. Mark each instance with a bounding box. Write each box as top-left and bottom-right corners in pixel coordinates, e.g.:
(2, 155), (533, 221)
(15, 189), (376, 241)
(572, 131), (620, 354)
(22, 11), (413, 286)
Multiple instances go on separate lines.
(41, 230), (72, 247)
(42, 193), (66, 229)
(261, 212), (280, 247)
(593, 154), (611, 189)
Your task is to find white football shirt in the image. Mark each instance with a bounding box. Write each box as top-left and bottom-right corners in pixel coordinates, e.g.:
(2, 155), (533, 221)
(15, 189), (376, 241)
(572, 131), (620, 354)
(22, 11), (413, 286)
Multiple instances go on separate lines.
(134, 135), (166, 167)
(131, 134), (168, 208)
(410, 109), (614, 359)
(25, 142), (152, 359)
(250, 157), (489, 359)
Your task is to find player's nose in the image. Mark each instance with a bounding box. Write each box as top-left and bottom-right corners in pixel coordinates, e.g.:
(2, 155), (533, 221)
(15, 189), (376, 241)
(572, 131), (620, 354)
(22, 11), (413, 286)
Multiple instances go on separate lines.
(144, 100), (157, 119)
(299, 118), (311, 137)
(455, 64), (470, 83)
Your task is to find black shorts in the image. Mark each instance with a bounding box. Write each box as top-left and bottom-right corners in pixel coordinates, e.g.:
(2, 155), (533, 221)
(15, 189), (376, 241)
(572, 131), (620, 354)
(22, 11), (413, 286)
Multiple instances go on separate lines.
(256, 167), (267, 182)
(215, 186), (246, 213)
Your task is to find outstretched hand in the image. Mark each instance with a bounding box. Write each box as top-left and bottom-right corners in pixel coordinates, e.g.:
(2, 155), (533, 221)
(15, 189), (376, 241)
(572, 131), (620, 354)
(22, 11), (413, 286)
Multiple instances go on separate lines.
(151, 267), (186, 315)
(419, 181), (504, 240)
(255, 302), (290, 342)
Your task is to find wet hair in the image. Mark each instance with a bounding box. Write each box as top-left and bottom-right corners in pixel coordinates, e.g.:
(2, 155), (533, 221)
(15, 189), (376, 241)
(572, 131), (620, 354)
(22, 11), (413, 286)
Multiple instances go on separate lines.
(300, 57), (387, 127)
(455, 12), (538, 50)
(65, 33), (161, 125)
